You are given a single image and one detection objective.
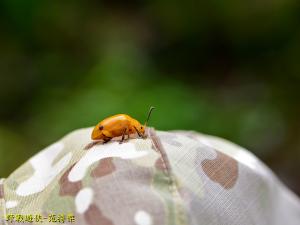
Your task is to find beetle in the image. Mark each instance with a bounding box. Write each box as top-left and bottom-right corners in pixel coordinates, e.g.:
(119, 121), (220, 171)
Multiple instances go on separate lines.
(91, 106), (155, 143)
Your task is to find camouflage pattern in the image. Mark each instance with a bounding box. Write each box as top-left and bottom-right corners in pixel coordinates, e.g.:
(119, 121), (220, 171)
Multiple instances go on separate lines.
(0, 128), (300, 225)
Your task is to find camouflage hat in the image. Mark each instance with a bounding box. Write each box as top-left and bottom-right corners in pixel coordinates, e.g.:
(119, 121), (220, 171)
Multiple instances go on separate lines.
(1, 128), (300, 225)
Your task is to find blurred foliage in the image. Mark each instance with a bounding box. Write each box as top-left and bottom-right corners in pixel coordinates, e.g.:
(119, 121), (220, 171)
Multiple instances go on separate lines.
(0, 0), (299, 195)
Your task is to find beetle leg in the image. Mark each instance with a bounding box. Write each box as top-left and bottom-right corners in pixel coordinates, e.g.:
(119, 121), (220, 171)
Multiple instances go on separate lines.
(126, 127), (131, 141)
(127, 132), (130, 140)
(134, 126), (143, 138)
(103, 137), (112, 144)
(102, 133), (112, 144)
(119, 128), (128, 144)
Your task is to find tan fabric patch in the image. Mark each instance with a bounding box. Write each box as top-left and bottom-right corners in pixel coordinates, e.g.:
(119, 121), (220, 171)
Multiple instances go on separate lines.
(84, 141), (102, 150)
(155, 158), (165, 171)
(149, 128), (187, 225)
(91, 158), (116, 178)
(90, 158), (166, 225)
(0, 183), (3, 199)
(59, 164), (82, 196)
(201, 151), (238, 189)
(159, 134), (182, 147)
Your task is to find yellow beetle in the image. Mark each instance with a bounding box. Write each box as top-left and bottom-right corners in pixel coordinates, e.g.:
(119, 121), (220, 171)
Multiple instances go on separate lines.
(91, 107), (155, 143)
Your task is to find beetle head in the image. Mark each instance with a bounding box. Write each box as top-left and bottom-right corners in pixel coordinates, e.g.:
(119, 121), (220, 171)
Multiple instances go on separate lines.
(139, 125), (146, 134)
(91, 125), (104, 140)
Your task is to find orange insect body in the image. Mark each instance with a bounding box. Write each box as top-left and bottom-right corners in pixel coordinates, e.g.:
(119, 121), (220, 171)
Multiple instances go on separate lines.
(91, 114), (145, 140)
(91, 107), (155, 143)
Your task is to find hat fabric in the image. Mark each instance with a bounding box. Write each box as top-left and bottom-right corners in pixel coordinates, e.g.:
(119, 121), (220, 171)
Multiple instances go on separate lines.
(1, 128), (299, 225)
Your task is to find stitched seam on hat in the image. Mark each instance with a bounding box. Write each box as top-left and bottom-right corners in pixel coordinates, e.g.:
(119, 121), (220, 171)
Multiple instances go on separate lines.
(148, 128), (187, 225)
(0, 179), (8, 225)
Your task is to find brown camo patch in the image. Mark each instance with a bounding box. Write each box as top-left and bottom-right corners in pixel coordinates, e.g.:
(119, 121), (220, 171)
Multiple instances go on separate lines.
(84, 204), (113, 225)
(59, 163), (82, 196)
(91, 158), (116, 178)
(201, 151), (238, 189)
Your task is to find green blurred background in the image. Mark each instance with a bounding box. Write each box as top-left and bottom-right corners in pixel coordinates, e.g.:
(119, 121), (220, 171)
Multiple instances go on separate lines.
(0, 1), (299, 195)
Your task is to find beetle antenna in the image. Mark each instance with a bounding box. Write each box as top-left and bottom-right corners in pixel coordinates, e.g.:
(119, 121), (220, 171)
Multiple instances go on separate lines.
(144, 106), (155, 127)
